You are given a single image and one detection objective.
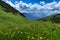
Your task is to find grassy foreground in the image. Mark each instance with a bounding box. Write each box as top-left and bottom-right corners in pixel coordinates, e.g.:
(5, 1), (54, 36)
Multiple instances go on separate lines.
(0, 6), (60, 40)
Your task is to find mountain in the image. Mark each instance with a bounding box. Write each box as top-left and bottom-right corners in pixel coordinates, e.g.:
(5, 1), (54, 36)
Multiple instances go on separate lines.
(41, 14), (60, 23)
(0, 0), (25, 17)
(0, 1), (60, 40)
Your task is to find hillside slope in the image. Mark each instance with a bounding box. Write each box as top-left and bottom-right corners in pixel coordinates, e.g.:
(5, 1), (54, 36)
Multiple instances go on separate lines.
(0, 6), (60, 40)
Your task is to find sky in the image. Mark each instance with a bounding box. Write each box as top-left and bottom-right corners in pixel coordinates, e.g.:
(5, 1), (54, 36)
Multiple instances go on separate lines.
(11, 0), (59, 4)
(2, 0), (60, 20)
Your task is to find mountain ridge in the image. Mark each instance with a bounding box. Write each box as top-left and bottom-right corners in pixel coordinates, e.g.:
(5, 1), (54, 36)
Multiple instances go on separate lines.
(0, 1), (60, 40)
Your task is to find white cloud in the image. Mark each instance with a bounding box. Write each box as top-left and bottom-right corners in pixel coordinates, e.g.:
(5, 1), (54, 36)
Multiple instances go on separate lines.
(3, 0), (15, 7)
(40, 1), (45, 5)
(2, 0), (60, 20)
(14, 1), (60, 15)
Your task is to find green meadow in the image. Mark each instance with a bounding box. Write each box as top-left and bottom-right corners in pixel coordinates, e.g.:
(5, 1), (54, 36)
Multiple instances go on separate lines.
(0, 6), (60, 40)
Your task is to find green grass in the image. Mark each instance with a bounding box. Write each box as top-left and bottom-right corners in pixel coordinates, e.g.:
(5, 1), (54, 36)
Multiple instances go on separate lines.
(0, 6), (60, 40)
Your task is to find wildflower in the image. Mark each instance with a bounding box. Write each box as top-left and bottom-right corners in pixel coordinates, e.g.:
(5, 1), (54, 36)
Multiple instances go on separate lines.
(47, 39), (49, 40)
(21, 32), (23, 34)
(15, 27), (18, 30)
(39, 37), (43, 39)
(11, 32), (15, 37)
(31, 37), (34, 40)
(13, 32), (15, 34)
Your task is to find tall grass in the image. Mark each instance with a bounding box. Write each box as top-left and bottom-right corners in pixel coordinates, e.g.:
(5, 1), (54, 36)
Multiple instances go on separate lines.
(0, 6), (60, 40)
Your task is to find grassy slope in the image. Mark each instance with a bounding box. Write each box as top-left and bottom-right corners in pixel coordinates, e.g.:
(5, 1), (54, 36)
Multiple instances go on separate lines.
(0, 6), (60, 40)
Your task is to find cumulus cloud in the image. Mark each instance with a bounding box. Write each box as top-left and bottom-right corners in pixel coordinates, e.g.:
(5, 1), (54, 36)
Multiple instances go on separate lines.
(2, 0), (60, 20)
(3, 0), (60, 13)
(3, 0), (15, 7)
(40, 1), (45, 5)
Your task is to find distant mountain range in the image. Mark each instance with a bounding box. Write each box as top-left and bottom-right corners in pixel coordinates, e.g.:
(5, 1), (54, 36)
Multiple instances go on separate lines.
(0, 0), (60, 21)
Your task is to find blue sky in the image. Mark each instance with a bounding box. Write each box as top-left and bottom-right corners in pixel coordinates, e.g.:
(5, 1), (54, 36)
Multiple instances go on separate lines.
(11, 0), (59, 4)
(2, 0), (60, 20)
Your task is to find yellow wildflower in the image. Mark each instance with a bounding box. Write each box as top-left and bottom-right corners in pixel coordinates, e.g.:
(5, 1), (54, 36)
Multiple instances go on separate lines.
(31, 37), (34, 40)
(39, 37), (43, 39)
(15, 27), (18, 30)
(47, 39), (49, 40)
(13, 32), (15, 34)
